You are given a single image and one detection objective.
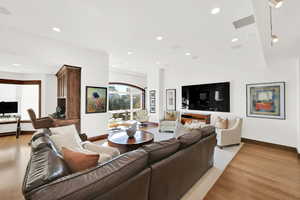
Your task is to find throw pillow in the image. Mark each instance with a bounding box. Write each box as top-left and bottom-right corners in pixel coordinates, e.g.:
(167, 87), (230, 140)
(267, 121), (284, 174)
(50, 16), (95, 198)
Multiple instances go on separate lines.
(215, 117), (228, 129)
(165, 111), (177, 121)
(175, 122), (190, 138)
(183, 120), (205, 129)
(62, 147), (99, 173)
(49, 125), (83, 152)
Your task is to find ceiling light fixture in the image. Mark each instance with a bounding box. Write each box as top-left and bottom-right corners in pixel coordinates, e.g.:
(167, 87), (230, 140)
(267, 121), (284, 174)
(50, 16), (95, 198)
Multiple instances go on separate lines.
(271, 35), (279, 43)
(156, 61), (161, 65)
(127, 51), (133, 55)
(269, 6), (279, 46)
(231, 38), (239, 42)
(12, 63), (21, 66)
(156, 36), (164, 41)
(211, 7), (221, 15)
(185, 52), (191, 56)
(269, 0), (284, 8)
(52, 27), (61, 32)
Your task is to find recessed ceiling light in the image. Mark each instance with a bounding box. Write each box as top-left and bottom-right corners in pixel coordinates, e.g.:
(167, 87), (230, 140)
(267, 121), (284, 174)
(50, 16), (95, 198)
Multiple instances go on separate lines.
(127, 51), (133, 55)
(232, 38), (239, 42)
(156, 61), (161, 65)
(211, 7), (221, 15)
(156, 36), (164, 41)
(52, 27), (61, 32)
(271, 35), (279, 43)
(12, 63), (21, 66)
(269, 0), (284, 8)
(185, 52), (191, 56)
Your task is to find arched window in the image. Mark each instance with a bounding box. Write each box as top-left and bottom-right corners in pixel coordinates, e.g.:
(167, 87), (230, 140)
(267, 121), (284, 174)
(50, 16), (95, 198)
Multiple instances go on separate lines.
(108, 82), (145, 120)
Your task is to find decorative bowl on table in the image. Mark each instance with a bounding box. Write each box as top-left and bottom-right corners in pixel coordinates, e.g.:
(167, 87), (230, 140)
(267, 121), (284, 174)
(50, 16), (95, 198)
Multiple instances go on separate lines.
(126, 122), (138, 138)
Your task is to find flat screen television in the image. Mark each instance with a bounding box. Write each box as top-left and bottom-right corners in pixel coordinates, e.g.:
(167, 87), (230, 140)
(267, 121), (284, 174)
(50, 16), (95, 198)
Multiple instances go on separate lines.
(0, 101), (18, 115)
(182, 82), (230, 112)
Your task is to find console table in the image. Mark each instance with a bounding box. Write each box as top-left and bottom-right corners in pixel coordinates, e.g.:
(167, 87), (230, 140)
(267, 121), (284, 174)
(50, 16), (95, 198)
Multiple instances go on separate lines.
(181, 113), (211, 124)
(0, 116), (21, 138)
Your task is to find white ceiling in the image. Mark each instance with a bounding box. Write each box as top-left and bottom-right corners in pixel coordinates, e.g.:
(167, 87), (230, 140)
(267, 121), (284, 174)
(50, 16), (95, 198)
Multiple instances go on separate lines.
(252, 0), (300, 63)
(0, 0), (297, 74)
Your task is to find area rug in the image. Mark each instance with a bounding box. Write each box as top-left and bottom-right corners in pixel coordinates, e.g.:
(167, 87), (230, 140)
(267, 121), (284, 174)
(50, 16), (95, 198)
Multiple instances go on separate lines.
(181, 143), (244, 200)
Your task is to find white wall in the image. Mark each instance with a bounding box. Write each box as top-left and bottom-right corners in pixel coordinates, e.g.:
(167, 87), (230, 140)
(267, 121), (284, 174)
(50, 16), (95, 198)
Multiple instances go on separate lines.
(109, 67), (147, 88)
(0, 27), (109, 137)
(147, 68), (164, 122)
(297, 58), (300, 153)
(0, 71), (57, 132)
(163, 58), (299, 148)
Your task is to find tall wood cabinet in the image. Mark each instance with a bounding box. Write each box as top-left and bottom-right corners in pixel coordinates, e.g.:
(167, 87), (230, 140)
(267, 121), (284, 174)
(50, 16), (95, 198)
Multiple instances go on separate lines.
(56, 65), (81, 132)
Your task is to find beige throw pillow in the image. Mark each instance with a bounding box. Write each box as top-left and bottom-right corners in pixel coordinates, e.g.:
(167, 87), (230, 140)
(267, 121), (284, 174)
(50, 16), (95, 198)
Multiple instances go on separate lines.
(165, 112), (177, 121)
(215, 117), (228, 129)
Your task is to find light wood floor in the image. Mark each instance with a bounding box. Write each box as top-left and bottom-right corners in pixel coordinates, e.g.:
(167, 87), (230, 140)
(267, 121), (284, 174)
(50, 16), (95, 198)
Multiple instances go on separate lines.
(0, 135), (299, 200)
(0, 134), (31, 200)
(204, 143), (300, 200)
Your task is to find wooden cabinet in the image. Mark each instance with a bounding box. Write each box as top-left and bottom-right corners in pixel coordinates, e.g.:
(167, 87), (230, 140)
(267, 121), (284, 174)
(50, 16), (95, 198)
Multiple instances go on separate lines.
(56, 65), (81, 132)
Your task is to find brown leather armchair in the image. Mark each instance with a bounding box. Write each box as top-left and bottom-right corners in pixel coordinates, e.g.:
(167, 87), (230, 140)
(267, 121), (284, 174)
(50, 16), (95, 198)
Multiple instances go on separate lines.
(27, 109), (87, 141)
(27, 109), (55, 130)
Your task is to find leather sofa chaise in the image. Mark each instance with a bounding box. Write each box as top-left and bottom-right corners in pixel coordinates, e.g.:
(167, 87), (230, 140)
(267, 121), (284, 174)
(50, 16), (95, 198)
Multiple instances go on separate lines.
(22, 126), (217, 200)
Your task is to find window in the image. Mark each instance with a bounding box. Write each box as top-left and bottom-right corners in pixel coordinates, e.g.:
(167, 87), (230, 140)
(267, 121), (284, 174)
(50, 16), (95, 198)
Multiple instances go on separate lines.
(108, 83), (145, 120)
(0, 80), (41, 121)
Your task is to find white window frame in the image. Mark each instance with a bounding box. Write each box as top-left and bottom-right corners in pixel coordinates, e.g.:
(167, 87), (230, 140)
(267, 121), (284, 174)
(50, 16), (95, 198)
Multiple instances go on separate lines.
(108, 84), (144, 120)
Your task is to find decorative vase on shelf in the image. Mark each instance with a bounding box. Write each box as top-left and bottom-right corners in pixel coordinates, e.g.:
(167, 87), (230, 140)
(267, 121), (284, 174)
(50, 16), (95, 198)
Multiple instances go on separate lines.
(126, 122), (138, 138)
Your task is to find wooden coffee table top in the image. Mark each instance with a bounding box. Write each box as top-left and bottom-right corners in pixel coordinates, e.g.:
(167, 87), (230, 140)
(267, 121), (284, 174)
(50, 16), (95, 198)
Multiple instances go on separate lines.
(108, 130), (154, 146)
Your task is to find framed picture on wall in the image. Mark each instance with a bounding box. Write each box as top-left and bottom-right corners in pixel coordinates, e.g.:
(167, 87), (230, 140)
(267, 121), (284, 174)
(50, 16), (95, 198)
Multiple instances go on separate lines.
(86, 86), (107, 113)
(246, 82), (285, 120)
(166, 89), (176, 111)
(149, 90), (156, 113)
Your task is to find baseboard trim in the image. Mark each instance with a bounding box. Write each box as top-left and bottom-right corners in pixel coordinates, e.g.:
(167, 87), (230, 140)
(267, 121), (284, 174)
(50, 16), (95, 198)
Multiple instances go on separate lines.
(241, 137), (297, 153)
(0, 131), (34, 137)
(88, 134), (109, 142)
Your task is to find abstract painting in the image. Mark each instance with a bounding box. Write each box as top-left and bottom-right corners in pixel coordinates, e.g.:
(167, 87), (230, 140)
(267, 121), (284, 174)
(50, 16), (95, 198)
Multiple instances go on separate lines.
(166, 89), (176, 111)
(86, 86), (107, 113)
(246, 82), (285, 119)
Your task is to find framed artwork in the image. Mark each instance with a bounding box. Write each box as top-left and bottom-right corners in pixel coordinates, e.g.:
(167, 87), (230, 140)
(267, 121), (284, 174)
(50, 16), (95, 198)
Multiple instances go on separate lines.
(86, 86), (107, 113)
(246, 82), (285, 120)
(149, 90), (156, 113)
(166, 89), (176, 111)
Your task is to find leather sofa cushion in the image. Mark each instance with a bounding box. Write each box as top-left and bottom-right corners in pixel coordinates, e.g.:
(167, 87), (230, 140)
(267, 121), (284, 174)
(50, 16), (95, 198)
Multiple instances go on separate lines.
(31, 135), (56, 152)
(22, 148), (70, 194)
(31, 130), (51, 142)
(201, 126), (215, 138)
(179, 126), (215, 149)
(142, 138), (180, 164)
(178, 129), (203, 149)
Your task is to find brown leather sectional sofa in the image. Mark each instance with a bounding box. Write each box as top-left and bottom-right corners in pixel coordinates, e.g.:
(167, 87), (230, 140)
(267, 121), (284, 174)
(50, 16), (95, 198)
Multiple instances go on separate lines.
(23, 126), (216, 200)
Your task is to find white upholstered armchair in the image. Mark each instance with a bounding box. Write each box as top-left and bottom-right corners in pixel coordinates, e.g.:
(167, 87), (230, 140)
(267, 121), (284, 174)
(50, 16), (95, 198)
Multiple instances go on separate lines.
(159, 111), (180, 133)
(215, 117), (243, 148)
(135, 110), (150, 124)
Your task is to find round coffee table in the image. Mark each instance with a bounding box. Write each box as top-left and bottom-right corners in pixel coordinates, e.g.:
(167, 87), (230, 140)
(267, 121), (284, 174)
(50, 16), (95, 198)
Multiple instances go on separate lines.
(108, 130), (154, 151)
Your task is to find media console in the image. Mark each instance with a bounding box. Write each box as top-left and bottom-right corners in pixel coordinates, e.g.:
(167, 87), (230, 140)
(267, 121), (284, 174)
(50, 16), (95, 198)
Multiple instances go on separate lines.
(181, 113), (211, 124)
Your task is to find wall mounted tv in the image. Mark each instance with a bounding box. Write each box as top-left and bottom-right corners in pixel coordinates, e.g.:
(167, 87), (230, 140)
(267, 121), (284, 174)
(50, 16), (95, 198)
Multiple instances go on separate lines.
(0, 101), (18, 115)
(182, 82), (230, 112)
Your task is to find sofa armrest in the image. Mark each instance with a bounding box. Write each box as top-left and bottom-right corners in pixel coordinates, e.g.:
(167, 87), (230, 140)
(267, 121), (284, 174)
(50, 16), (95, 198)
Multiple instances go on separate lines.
(25, 150), (148, 200)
